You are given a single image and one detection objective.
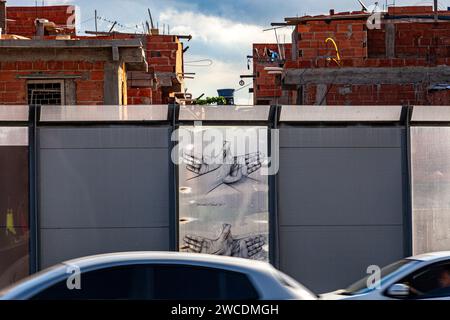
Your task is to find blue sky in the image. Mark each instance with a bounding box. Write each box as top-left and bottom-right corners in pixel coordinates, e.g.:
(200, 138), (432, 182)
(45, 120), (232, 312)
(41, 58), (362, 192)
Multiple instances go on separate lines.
(7, 0), (450, 104)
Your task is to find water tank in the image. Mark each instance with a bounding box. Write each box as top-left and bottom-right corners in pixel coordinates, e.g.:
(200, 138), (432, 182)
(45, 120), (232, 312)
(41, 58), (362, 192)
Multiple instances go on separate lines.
(217, 89), (235, 105)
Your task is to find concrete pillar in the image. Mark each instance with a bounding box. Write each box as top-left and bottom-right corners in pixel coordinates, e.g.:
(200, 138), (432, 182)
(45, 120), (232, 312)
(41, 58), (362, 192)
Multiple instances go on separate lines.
(385, 22), (396, 59)
(104, 62), (121, 105)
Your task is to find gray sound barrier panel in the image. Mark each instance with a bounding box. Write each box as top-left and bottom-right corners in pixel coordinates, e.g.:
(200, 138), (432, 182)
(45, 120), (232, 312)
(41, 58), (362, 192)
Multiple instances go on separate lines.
(40, 228), (170, 268)
(279, 226), (404, 294)
(279, 148), (404, 226)
(278, 126), (406, 294)
(38, 126), (171, 268)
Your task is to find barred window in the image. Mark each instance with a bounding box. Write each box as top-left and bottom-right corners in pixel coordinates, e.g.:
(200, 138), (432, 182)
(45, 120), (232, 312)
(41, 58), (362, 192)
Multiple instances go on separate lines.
(27, 81), (63, 105)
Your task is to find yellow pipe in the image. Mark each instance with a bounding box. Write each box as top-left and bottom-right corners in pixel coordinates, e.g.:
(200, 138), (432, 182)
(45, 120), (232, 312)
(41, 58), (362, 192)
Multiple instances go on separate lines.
(325, 37), (341, 66)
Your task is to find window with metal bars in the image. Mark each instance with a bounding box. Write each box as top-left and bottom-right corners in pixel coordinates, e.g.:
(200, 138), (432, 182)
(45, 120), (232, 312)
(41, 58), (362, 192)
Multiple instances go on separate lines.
(27, 82), (63, 105)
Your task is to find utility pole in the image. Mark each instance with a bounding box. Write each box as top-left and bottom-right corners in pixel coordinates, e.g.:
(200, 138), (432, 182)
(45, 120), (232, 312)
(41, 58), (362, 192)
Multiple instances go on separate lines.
(434, 0), (438, 22)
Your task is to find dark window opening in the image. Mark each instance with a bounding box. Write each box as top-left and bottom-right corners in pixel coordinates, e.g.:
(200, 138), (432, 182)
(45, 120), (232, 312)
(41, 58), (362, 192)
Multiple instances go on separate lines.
(150, 51), (162, 58)
(256, 100), (270, 105)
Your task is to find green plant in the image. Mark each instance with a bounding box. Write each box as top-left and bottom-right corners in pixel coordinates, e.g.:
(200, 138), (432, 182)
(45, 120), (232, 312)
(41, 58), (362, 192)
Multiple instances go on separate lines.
(195, 96), (227, 105)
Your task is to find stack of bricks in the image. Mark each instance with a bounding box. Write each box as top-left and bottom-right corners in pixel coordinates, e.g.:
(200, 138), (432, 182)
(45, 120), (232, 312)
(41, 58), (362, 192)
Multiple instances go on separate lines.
(0, 60), (105, 105)
(145, 35), (180, 105)
(127, 34), (181, 105)
(6, 5), (76, 38)
(96, 33), (183, 105)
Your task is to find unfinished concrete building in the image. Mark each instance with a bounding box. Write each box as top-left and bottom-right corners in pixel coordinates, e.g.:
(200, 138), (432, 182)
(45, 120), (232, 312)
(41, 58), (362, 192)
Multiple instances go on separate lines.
(252, 43), (293, 105)
(0, 1), (190, 105)
(253, 5), (450, 105)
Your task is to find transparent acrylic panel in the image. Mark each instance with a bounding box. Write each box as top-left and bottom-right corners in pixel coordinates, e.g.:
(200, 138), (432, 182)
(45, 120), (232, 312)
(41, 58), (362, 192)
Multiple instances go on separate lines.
(40, 105), (168, 122)
(412, 106), (450, 122)
(0, 127), (28, 146)
(179, 105), (271, 122)
(280, 105), (403, 122)
(0, 106), (29, 122)
(0, 142), (29, 289)
(411, 127), (450, 254)
(177, 126), (269, 261)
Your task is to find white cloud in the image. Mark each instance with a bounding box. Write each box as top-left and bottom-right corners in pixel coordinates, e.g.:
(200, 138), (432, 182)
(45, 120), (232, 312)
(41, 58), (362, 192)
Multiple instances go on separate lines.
(160, 9), (292, 48)
(160, 9), (293, 104)
(184, 55), (253, 105)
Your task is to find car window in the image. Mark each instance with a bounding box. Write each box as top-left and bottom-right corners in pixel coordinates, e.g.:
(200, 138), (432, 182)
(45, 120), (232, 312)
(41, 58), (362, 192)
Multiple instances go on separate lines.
(31, 264), (152, 300)
(31, 264), (259, 300)
(399, 262), (450, 299)
(153, 265), (259, 300)
(344, 259), (418, 295)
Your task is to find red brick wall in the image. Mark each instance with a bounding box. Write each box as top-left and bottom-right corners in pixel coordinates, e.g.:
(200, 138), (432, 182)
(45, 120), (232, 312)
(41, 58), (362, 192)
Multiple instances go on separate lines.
(0, 31), (183, 105)
(0, 60), (104, 105)
(6, 5), (76, 37)
(253, 44), (281, 103)
(253, 7), (450, 106)
(127, 88), (152, 105)
(295, 19), (368, 68)
(93, 33), (182, 105)
(253, 43), (292, 104)
(128, 35), (180, 105)
(146, 35), (180, 104)
(293, 8), (450, 67)
(302, 83), (447, 106)
(394, 22), (450, 60)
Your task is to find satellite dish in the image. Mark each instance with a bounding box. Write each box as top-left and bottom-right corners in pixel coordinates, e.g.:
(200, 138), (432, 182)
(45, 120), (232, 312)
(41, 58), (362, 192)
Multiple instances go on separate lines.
(239, 80), (245, 86)
(358, 1), (385, 13)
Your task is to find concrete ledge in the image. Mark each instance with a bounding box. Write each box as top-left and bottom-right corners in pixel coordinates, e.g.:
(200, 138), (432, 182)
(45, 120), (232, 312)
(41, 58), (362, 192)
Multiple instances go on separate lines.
(412, 105), (450, 122)
(284, 66), (450, 85)
(280, 105), (403, 122)
(0, 39), (143, 48)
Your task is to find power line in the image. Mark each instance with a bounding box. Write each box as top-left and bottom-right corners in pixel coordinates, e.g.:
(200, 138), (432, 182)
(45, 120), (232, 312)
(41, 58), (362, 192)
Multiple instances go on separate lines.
(185, 59), (213, 67)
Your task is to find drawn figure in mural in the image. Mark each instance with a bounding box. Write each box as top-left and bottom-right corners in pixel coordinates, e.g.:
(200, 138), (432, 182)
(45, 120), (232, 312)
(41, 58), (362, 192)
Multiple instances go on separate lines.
(182, 224), (266, 259)
(183, 141), (262, 185)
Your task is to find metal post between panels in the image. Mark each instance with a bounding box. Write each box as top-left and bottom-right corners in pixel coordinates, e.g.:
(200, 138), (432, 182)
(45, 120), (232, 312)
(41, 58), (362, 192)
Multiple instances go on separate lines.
(404, 105), (414, 257)
(169, 103), (180, 252)
(268, 104), (281, 268)
(28, 105), (39, 273)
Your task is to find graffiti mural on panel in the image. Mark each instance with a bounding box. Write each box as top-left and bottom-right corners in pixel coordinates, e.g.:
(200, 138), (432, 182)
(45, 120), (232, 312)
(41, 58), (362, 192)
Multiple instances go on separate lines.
(178, 126), (269, 261)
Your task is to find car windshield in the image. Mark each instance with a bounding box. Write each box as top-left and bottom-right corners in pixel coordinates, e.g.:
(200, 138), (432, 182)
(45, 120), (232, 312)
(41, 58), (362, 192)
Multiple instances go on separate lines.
(342, 259), (420, 295)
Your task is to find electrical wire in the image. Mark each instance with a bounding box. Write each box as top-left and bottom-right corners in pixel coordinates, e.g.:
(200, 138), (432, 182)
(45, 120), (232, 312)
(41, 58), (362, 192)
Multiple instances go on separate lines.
(79, 17), (95, 25)
(185, 59), (213, 67)
(235, 82), (252, 92)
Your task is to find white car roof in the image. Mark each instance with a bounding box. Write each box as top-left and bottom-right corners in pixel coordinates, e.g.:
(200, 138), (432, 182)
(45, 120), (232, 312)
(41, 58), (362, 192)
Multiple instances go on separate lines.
(409, 251), (450, 262)
(61, 251), (275, 273)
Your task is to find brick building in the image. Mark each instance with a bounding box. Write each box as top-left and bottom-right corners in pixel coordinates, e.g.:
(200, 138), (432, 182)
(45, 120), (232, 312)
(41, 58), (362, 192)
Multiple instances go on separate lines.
(4, 4), (76, 37)
(0, 39), (146, 105)
(253, 6), (450, 105)
(252, 43), (293, 105)
(0, 1), (189, 105)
